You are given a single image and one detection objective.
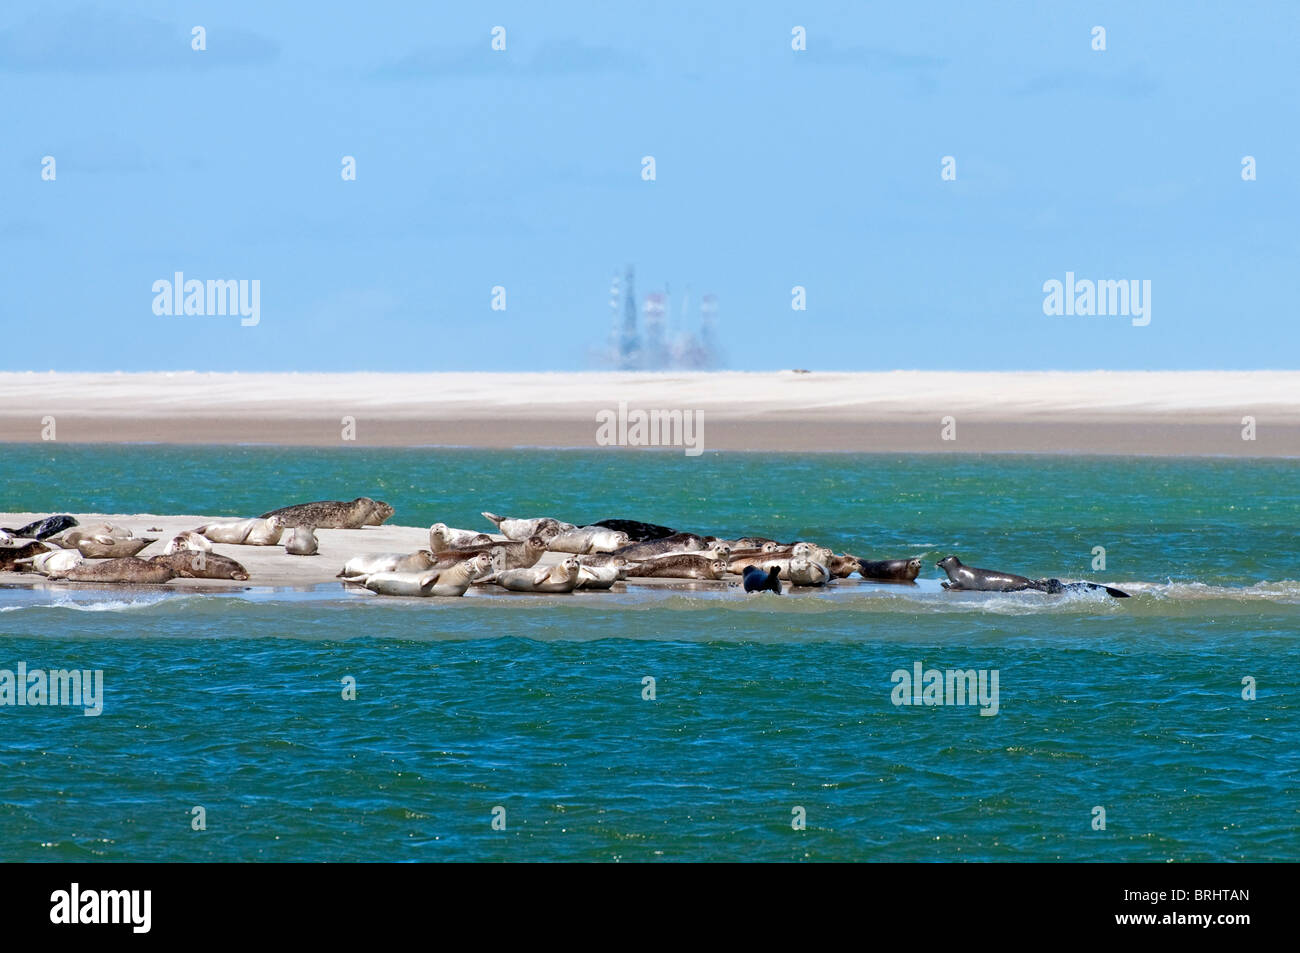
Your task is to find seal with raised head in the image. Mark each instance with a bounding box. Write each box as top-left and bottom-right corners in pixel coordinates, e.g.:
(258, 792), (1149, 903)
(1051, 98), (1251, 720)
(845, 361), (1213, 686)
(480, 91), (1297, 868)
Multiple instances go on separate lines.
(742, 565), (782, 594)
(196, 517), (285, 546)
(49, 556), (176, 584)
(936, 556), (1130, 598)
(337, 550), (436, 578)
(284, 526), (319, 556)
(826, 554), (861, 579)
(259, 498), (393, 530)
(589, 519), (677, 542)
(858, 557), (922, 583)
(150, 551), (251, 581)
(429, 523), (493, 552)
(434, 535), (550, 571)
(486, 556), (583, 593)
(1, 515), (78, 540)
(627, 555), (729, 580)
(163, 532), (212, 555)
(0, 539), (54, 572)
(481, 511), (575, 541)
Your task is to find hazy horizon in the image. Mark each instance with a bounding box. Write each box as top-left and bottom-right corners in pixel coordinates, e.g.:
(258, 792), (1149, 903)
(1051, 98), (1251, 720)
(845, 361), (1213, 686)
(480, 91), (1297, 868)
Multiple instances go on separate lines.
(4, 1), (1297, 373)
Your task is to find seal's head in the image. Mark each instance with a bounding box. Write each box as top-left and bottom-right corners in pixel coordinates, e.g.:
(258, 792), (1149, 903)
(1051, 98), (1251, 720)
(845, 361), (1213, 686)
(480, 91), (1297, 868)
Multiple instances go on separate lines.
(561, 556), (581, 578)
(366, 500), (395, 525)
(907, 558), (923, 572)
(937, 555), (961, 571)
(535, 523), (563, 543)
(525, 534), (549, 551)
(710, 559), (728, 576)
(467, 552), (493, 577)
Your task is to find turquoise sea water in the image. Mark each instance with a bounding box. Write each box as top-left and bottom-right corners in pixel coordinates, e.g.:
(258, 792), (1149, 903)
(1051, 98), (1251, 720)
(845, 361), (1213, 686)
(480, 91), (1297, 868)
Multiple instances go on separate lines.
(1, 446), (1297, 862)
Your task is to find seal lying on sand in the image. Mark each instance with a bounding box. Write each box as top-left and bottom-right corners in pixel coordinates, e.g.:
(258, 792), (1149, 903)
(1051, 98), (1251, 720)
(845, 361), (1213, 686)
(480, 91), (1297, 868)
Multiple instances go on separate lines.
(434, 535), (550, 571)
(547, 526), (630, 555)
(150, 551), (251, 581)
(15, 548), (83, 575)
(742, 565), (782, 594)
(1, 515), (78, 540)
(589, 519), (677, 542)
(346, 553), (492, 597)
(613, 533), (719, 561)
(0, 539), (54, 572)
(260, 498), (393, 529)
(858, 557), (922, 583)
(575, 563), (622, 590)
(788, 557), (832, 587)
(284, 526), (319, 556)
(76, 536), (156, 559)
(337, 550), (436, 578)
(196, 517), (285, 546)
(481, 512), (575, 541)
(57, 523), (133, 548)
(485, 557), (583, 593)
(628, 555), (729, 580)
(163, 532), (211, 555)
(49, 556), (175, 584)
(429, 524), (493, 551)
(937, 556), (1130, 598)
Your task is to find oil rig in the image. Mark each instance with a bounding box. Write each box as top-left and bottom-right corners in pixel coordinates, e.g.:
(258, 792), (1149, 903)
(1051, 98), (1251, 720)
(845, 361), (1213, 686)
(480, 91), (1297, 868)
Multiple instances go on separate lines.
(604, 265), (721, 370)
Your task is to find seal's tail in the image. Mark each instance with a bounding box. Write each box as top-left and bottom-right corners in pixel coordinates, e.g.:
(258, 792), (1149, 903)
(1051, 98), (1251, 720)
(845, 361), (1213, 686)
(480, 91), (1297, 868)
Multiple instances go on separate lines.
(481, 511), (505, 529)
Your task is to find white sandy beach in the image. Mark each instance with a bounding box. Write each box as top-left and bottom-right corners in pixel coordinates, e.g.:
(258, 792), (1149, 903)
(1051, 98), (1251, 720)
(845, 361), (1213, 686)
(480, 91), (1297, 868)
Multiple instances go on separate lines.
(1, 371), (1297, 455)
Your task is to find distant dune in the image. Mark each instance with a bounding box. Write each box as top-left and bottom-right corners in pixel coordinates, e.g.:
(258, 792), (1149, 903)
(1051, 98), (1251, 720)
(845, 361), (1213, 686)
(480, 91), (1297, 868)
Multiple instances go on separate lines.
(1, 371), (1296, 456)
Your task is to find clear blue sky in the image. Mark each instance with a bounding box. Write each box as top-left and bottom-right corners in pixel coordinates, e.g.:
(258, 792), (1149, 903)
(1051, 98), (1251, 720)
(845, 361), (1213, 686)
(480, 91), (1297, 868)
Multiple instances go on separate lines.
(3, 1), (1296, 371)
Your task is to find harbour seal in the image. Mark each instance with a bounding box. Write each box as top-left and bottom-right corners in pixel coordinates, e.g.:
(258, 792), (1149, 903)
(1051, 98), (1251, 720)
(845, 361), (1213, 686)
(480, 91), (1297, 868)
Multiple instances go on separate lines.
(0, 539), (54, 572)
(787, 557), (832, 587)
(575, 562), (622, 590)
(349, 553), (493, 597)
(589, 519), (677, 542)
(858, 557), (922, 583)
(613, 533), (717, 561)
(75, 536), (157, 559)
(576, 554), (630, 579)
(429, 523), (493, 551)
(480, 511), (575, 541)
(742, 565), (782, 594)
(284, 526), (319, 556)
(150, 551), (251, 581)
(826, 554), (861, 579)
(49, 556), (176, 584)
(486, 556), (583, 593)
(162, 532), (212, 555)
(337, 550), (437, 578)
(259, 498), (393, 530)
(936, 556), (1130, 598)
(15, 548), (83, 575)
(725, 543), (814, 576)
(57, 523), (132, 548)
(547, 526), (630, 555)
(1, 515), (78, 540)
(627, 554), (729, 580)
(196, 517), (285, 546)
(434, 535), (550, 571)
